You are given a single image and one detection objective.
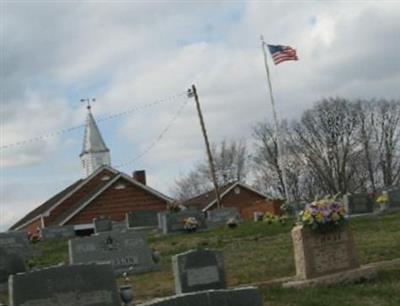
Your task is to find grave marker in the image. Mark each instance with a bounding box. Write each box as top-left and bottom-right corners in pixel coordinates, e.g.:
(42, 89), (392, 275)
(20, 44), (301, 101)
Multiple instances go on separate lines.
(9, 263), (120, 306)
(69, 231), (159, 275)
(206, 208), (240, 227)
(94, 217), (113, 233)
(162, 211), (206, 234)
(137, 287), (262, 306)
(284, 225), (376, 288)
(0, 248), (26, 284)
(41, 226), (75, 240)
(386, 188), (400, 209)
(344, 194), (374, 215)
(0, 232), (32, 260)
(127, 210), (159, 228)
(172, 249), (226, 294)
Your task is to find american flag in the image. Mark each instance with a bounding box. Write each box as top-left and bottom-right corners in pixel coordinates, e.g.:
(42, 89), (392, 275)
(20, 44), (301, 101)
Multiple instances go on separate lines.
(267, 44), (298, 65)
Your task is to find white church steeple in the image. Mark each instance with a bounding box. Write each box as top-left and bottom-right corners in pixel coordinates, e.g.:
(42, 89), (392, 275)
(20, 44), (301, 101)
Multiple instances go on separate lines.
(80, 102), (111, 177)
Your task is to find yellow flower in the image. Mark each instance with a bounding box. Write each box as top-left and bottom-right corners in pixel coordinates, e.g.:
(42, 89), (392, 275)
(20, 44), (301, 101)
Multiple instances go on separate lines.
(302, 211), (312, 223)
(316, 212), (324, 223)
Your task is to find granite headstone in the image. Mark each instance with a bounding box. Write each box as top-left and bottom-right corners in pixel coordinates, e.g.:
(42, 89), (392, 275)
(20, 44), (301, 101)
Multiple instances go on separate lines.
(206, 208), (241, 227)
(172, 249), (226, 294)
(137, 287), (262, 306)
(93, 217), (113, 233)
(344, 193), (374, 215)
(0, 232), (32, 260)
(9, 263), (120, 306)
(386, 188), (400, 209)
(69, 231), (159, 275)
(162, 211), (207, 234)
(41, 226), (75, 240)
(0, 248), (26, 284)
(291, 225), (359, 280)
(127, 210), (159, 228)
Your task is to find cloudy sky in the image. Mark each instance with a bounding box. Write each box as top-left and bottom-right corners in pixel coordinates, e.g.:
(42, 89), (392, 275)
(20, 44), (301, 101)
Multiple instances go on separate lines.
(1, 1), (399, 230)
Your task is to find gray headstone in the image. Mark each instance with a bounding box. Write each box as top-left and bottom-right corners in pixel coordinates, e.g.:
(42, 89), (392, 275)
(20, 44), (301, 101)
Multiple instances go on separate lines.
(0, 248), (26, 284)
(137, 287), (262, 306)
(112, 221), (128, 233)
(0, 232), (32, 260)
(344, 193), (374, 215)
(157, 212), (166, 230)
(9, 263), (120, 306)
(387, 188), (400, 209)
(69, 231), (159, 275)
(41, 226), (75, 240)
(94, 217), (113, 233)
(162, 211), (207, 234)
(172, 249), (226, 294)
(206, 208), (241, 227)
(127, 210), (159, 228)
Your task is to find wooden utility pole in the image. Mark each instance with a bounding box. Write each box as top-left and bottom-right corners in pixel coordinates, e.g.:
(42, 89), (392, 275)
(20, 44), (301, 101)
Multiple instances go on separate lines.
(188, 84), (222, 209)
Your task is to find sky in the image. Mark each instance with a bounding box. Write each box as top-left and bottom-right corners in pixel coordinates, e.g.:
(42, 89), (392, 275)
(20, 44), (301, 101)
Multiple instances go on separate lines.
(1, 0), (400, 230)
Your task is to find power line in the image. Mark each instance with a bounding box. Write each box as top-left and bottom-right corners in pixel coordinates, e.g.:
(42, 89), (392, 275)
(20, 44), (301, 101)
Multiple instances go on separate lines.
(0, 92), (186, 150)
(115, 96), (190, 169)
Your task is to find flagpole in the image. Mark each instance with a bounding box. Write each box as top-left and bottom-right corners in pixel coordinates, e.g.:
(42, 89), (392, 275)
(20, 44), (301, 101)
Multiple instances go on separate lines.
(260, 35), (291, 204)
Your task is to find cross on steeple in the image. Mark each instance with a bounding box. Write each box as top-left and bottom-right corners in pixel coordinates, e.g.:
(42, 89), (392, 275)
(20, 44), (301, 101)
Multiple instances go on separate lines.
(80, 98), (96, 110)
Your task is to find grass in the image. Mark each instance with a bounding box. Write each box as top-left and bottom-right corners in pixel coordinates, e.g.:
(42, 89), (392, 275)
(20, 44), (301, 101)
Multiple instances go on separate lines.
(2, 211), (400, 305)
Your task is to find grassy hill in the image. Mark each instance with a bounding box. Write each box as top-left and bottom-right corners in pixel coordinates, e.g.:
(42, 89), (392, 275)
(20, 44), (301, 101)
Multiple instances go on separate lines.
(6, 212), (400, 305)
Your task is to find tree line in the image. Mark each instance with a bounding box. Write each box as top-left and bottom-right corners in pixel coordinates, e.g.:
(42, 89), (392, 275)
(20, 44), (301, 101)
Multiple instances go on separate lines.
(171, 98), (400, 202)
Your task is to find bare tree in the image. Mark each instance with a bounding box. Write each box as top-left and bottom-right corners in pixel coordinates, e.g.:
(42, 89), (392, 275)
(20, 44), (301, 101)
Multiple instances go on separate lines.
(171, 139), (250, 200)
(372, 99), (400, 187)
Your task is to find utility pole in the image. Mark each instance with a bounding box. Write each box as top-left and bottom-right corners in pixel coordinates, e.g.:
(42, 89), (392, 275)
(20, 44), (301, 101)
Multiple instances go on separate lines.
(187, 84), (222, 209)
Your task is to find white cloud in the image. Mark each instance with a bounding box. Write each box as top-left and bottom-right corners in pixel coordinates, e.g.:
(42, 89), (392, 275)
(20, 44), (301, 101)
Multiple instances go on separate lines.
(1, 1), (400, 227)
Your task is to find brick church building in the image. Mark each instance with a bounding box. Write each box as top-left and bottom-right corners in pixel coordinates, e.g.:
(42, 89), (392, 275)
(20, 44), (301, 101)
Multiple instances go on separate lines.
(10, 105), (171, 234)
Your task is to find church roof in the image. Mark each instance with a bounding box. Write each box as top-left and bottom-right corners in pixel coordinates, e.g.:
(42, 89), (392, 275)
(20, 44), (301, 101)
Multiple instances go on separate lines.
(10, 166), (173, 231)
(80, 109), (109, 156)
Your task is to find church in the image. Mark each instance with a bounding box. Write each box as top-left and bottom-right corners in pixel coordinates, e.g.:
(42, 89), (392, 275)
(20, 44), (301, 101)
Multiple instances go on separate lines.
(10, 105), (172, 234)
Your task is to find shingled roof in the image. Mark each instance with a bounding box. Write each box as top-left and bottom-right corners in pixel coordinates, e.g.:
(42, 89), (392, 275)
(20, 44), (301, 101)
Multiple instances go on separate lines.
(9, 179), (83, 230)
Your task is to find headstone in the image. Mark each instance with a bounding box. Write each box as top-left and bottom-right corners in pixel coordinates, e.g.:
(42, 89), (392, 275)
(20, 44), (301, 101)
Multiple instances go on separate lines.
(0, 232), (32, 260)
(127, 210), (159, 228)
(162, 211), (207, 234)
(41, 225), (75, 240)
(157, 212), (166, 230)
(112, 221), (127, 233)
(137, 287), (262, 306)
(9, 263), (120, 306)
(172, 249), (226, 294)
(206, 208), (241, 227)
(344, 193), (374, 215)
(94, 217), (113, 233)
(291, 225), (359, 280)
(69, 231), (159, 275)
(386, 188), (400, 209)
(0, 248), (26, 284)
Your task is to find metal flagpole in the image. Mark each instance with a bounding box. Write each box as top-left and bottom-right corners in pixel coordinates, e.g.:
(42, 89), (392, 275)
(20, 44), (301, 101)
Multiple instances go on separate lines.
(260, 35), (291, 204)
(188, 84), (222, 209)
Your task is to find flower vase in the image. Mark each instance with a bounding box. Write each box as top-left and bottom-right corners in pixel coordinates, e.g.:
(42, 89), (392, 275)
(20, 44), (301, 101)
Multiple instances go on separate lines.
(119, 285), (133, 306)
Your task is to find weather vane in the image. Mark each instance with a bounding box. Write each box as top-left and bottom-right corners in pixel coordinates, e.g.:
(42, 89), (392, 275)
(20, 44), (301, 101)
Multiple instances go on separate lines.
(80, 98), (96, 110)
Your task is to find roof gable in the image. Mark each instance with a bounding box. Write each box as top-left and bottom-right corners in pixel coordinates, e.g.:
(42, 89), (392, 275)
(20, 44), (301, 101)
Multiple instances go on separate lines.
(58, 172), (172, 225)
(182, 182), (268, 212)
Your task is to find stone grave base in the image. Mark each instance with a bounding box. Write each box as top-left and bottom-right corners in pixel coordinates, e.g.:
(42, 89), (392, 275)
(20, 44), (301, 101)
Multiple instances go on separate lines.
(137, 287), (262, 306)
(282, 265), (377, 289)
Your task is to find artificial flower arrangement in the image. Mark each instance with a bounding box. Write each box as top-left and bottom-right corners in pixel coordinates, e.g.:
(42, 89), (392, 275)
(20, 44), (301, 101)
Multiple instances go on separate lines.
(183, 217), (199, 232)
(226, 217), (238, 228)
(376, 192), (389, 209)
(298, 196), (347, 233)
(263, 212), (287, 225)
